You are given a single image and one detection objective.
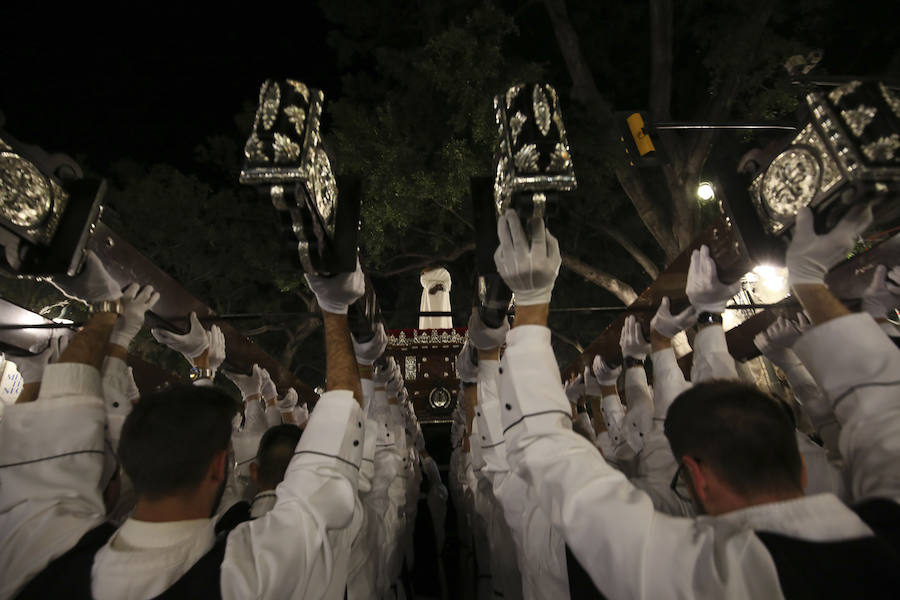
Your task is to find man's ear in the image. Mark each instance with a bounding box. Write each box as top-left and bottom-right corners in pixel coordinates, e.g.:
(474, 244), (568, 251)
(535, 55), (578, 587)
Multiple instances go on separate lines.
(682, 456), (709, 509)
(250, 461), (259, 485)
(209, 450), (228, 484)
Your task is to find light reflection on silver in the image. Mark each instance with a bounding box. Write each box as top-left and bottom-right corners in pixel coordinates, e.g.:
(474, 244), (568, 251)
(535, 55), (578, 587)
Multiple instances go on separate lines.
(880, 83), (900, 118)
(273, 133), (300, 163)
(514, 144), (539, 172)
(244, 132), (267, 162)
(532, 85), (551, 136)
(287, 80), (310, 103)
(548, 143), (571, 172)
(0, 153), (52, 227)
(760, 147), (821, 219)
(510, 111), (527, 145)
(828, 80), (861, 105)
(260, 82), (280, 131)
(405, 355), (417, 381)
(841, 106), (877, 137)
(861, 134), (900, 162)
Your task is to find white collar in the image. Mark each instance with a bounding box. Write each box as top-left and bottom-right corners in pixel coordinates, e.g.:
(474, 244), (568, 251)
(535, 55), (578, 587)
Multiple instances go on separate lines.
(707, 494), (872, 542)
(114, 517), (212, 550)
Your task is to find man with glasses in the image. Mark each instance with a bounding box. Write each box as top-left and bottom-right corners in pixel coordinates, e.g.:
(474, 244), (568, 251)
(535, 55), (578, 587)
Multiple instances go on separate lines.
(491, 207), (900, 598)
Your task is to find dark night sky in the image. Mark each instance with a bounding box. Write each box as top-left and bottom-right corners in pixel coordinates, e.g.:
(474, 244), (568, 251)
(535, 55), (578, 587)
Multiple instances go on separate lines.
(1, 3), (337, 169)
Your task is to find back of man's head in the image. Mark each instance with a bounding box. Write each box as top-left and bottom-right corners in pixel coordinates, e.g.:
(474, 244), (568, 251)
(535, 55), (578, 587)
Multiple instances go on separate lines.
(118, 384), (239, 500)
(254, 424), (302, 491)
(664, 380), (803, 497)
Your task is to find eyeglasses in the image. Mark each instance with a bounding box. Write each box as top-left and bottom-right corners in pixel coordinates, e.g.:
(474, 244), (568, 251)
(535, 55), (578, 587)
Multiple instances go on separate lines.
(670, 460), (694, 503)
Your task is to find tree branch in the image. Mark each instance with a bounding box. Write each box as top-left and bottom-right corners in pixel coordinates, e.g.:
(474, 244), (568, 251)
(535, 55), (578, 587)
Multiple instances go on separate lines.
(575, 212), (661, 279)
(560, 252), (639, 305)
(551, 329), (584, 353)
(373, 242), (475, 277)
(614, 167), (679, 259)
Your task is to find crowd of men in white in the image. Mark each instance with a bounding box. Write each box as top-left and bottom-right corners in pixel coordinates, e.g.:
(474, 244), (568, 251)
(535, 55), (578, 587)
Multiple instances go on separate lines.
(1, 203), (899, 599)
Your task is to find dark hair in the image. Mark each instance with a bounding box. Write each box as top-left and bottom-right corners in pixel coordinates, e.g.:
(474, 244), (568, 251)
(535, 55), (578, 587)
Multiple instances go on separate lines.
(664, 380), (803, 496)
(118, 385), (240, 499)
(255, 425), (302, 489)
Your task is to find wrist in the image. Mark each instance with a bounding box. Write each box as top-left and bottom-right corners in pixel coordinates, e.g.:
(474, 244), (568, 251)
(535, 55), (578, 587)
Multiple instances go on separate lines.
(513, 304), (549, 328)
(477, 348), (500, 361)
(696, 311), (723, 329)
(623, 356), (645, 369)
(191, 349), (211, 369)
(650, 330), (673, 351)
(107, 343), (129, 361)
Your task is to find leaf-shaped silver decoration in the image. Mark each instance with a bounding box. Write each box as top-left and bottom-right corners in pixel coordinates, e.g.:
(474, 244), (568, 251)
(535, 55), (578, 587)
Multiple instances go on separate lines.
(828, 80), (862, 105)
(273, 133), (300, 163)
(514, 144), (539, 173)
(284, 105), (307, 136)
(261, 82), (281, 131)
(841, 105), (877, 137)
(506, 84), (523, 111)
(510, 111), (527, 145)
(532, 85), (551, 136)
(287, 79), (310, 103)
(548, 143), (571, 173)
(881, 83), (900, 118)
(861, 134), (900, 162)
(243, 133), (268, 162)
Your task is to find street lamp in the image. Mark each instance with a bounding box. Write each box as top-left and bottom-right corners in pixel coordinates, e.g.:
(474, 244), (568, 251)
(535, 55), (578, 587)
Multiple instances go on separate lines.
(697, 182), (715, 201)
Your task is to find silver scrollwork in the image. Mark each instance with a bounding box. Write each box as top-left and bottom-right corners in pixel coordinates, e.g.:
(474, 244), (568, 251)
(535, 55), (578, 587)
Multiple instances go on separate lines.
(841, 106), (877, 137)
(532, 85), (551, 136)
(510, 111), (527, 146)
(828, 80), (862, 105)
(760, 147), (822, 218)
(514, 144), (539, 172)
(273, 133), (300, 163)
(283, 105), (307, 136)
(861, 134), (900, 162)
(0, 152), (52, 227)
(260, 82), (281, 131)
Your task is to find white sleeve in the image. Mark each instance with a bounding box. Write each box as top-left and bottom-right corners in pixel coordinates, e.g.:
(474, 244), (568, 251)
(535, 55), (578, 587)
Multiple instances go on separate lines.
(221, 390), (364, 599)
(781, 362), (841, 460)
(0, 363), (107, 599)
(649, 347), (691, 420)
(499, 326), (781, 599)
(622, 367), (654, 445)
(690, 325), (738, 383)
(101, 356), (134, 450)
(794, 313), (900, 504)
(474, 360), (509, 476)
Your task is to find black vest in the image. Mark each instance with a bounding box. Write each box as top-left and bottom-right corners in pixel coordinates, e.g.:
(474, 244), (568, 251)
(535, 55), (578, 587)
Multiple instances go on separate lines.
(17, 523), (229, 599)
(564, 498), (900, 599)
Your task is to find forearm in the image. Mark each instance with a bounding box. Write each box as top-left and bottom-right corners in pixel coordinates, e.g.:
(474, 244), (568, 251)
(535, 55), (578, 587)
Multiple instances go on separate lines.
(322, 312), (363, 405)
(792, 283), (851, 325)
(15, 382), (40, 404)
(58, 312), (118, 371)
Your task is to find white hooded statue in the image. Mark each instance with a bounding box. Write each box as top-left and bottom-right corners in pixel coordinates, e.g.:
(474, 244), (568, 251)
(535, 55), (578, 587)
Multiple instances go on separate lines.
(419, 267), (452, 329)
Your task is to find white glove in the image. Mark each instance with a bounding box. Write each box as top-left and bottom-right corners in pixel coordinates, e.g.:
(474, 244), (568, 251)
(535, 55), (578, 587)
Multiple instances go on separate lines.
(206, 325), (225, 373)
(494, 210), (561, 306)
(386, 372), (404, 398)
(583, 366), (604, 397)
(109, 283), (160, 348)
(278, 387), (298, 411)
(592, 354), (621, 387)
(455, 341), (478, 383)
(259, 367), (277, 400)
(304, 259), (366, 314)
(650, 296), (697, 339)
(754, 317), (803, 371)
(293, 403), (310, 427)
(786, 205), (873, 287)
(862, 264), (900, 321)
(619, 315), (650, 360)
(151, 312), (210, 361)
(353, 323), (387, 365)
(49, 249), (121, 303)
(467, 310), (509, 350)
(686, 245), (742, 314)
(17, 335), (69, 384)
(564, 374), (585, 405)
(373, 357), (396, 386)
(224, 364), (264, 399)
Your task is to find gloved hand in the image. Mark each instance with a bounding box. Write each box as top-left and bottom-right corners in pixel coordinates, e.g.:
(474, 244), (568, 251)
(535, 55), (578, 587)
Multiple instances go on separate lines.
(455, 341), (478, 383)
(206, 325), (226, 373)
(686, 245), (742, 314)
(754, 317), (803, 371)
(260, 367), (278, 401)
(583, 366), (604, 397)
(592, 354), (621, 387)
(151, 312), (210, 362)
(373, 357), (396, 387)
(294, 403), (310, 427)
(49, 250), (121, 303)
(109, 283), (160, 348)
(353, 323), (387, 365)
(786, 205), (873, 287)
(650, 296), (697, 339)
(398, 387), (409, 405)
(564, 374), (585, 406)
(224, 364), (264, 399)
(619, 315), (650, 360)
(305, 259), (366, 314)
(862, 264), (900, 320)
(494, 210), (561, 306)
(386, 372), (404, 398)
(278, 387), (298, 411)
(467, 310), (509, 351)
(17, 335), (70, 384)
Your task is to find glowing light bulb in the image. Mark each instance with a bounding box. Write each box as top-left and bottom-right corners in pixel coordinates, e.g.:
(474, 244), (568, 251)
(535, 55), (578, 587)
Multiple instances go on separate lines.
(753, 265), (786, 293)
(697, 182), (715, 201)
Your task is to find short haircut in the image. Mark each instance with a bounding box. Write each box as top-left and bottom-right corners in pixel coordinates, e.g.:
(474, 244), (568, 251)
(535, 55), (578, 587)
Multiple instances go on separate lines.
(255, 424), (302, 489)
(664, 380), (803, 496)
(118, 384), (240, 500)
